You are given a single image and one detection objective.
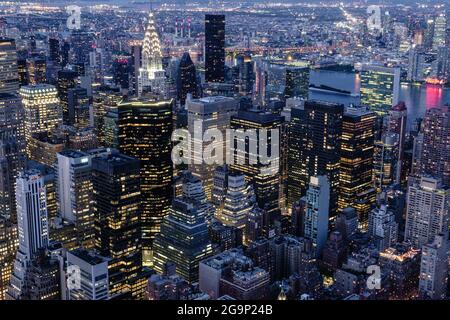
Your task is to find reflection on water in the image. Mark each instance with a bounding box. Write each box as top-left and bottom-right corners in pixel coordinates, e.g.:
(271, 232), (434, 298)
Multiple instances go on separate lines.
(310, 70), (450, 123)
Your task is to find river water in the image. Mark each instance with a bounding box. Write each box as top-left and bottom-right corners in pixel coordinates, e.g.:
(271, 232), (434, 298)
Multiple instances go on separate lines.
(310, 70), (450, 126)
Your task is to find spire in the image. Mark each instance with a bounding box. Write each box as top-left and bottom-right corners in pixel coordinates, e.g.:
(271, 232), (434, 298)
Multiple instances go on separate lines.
(142, 10), (163, 75)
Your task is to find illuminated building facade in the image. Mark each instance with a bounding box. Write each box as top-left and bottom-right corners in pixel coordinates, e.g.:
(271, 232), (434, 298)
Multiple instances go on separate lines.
(187, 96), (238, 199)
(289, 100), (343, 218)
(0, 38), (19, 94)
(138, 11), (166, 96)
(27, 58), (47, 85)
(230, 110), (283, 222)
(67, 249), (109, 300)
(118, 96), (173, 265)
(20, 84), (62, 158)
(216, 173), (255, 233)
(92, 87), (123, 147)
(0, 93), (26, 222)
(378, 243), (420, 299)
(419, 233), (448, 300)
(338, 105), (376, 226)
(153, 197), (213, 284)
(303, 175), (330, 258)
(368, 204), (398, 251)
(405, 176), (450, 249)
(0, 216), (18, 300)
(205, 14), (225, 83)
(92, 153), (143, 299)
(419, 106), (450, 186)
(373, 133), (399, 193)
(57, 70), (77, 125)
(360, 65), (400, 116)
(27, 132), (65, 167)
(432, 13), (447, 50)
(56, 150), (94, 248)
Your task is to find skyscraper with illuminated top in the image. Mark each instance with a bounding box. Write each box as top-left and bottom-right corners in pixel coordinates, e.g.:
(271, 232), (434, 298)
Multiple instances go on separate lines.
(19, 84), (62, 158)
(138, 11), (166, 97)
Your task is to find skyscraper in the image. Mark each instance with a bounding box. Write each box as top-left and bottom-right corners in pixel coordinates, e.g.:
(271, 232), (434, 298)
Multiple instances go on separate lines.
(360, 65), (400, 116)
(187, 96), (238, 198)
(177, 52), (199, 105)
(388, 102), (407, 184)
(153, 196), (213, 284)
(138, 11), (166, 96)
(288, 100), (343, 218)
(56, 150), (94, 248)
(7, 170), (49, 300)
(338, 105), (376, 226)
(405, 176), (450, 249)
(20, 84), (62, 157)
(57, 69), (77, 124)
(303, 175), (330, 258)
(0, 93), (26, 222)
(0, 38), (19, 94)
(118, 96), (173, 265)
(205, 14), (225, 83)
(373, 133), (399, 193)
(230, 110), (282, 221)
(419, 106), (450, 186)
(91, 153), (143, 299)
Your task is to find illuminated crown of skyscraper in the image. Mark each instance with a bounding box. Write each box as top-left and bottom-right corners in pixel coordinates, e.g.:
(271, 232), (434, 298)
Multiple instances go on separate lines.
(142, 11), (163, 78)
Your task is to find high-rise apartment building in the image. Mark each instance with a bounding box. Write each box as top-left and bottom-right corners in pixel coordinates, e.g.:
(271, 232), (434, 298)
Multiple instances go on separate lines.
(419, 106), (450, 186)
(405, 176), (450, 249)
(418, 233), (448, 300)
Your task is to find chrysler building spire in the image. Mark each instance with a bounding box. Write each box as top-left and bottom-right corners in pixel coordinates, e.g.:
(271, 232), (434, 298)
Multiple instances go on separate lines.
(138, 9), (166, 96)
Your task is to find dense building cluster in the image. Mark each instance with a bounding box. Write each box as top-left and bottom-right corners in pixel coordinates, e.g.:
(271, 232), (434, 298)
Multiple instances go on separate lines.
(0, 1), (448, 301)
